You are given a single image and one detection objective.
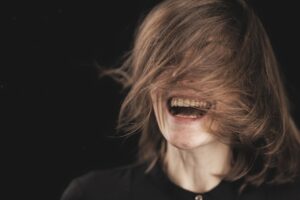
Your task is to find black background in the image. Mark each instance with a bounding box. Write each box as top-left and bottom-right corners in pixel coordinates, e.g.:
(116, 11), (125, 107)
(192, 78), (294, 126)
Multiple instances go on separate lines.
(3, 1), (300, 200)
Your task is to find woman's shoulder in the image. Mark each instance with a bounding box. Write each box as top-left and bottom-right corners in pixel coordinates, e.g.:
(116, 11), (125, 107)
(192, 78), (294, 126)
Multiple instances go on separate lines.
(61, 162), (147, 200)
(265, 177), (300, 200)
(241, 176), (300, 200)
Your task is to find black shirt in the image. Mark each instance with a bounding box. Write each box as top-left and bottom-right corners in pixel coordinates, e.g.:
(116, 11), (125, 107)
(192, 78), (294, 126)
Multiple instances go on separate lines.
(61, 161), (300, 200)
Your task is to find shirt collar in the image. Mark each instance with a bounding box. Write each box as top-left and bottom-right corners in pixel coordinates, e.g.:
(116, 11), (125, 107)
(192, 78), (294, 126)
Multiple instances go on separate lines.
(147, 159), (240, 200)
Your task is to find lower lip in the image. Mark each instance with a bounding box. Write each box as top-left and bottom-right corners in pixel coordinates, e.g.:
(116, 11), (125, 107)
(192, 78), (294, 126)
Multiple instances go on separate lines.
(171, 114), (204, 123)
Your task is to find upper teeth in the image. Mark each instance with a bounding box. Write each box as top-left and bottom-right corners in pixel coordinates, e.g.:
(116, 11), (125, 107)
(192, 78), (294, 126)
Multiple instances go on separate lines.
(170, 97), (211, 109)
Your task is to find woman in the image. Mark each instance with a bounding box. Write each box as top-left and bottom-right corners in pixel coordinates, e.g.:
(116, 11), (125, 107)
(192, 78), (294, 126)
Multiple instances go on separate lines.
(61, 0), (300, 199)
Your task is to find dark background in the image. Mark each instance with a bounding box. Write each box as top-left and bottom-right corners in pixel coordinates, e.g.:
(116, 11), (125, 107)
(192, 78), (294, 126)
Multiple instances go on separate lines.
(3, 1), (300, 200)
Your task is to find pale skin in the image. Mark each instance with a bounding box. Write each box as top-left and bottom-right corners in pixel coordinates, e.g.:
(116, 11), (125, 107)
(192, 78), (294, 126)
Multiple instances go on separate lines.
(163, 139), (232, 193)
(151, 80), (232, 193)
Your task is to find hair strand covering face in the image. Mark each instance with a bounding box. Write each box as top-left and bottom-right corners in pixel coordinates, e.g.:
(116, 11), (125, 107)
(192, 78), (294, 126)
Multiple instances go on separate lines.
(98, 0), (300, 193)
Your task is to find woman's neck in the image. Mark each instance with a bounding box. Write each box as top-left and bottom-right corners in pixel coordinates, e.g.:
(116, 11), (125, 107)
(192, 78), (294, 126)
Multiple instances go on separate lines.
(163, 141), (232, 193)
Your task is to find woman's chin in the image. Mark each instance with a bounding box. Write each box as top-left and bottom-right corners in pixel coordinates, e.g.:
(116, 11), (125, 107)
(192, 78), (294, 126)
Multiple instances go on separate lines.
(170, 141), (200, 150)
(167, 132), (216, 150)
(164, 114), (217, 149)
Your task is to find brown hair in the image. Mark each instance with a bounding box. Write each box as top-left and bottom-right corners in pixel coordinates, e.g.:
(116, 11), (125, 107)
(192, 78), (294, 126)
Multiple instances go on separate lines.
(99, 0), (300, 192)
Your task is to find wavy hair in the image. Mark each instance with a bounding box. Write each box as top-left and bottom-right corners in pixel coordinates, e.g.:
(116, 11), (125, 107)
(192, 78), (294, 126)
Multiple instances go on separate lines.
(99, 0), (300, 192)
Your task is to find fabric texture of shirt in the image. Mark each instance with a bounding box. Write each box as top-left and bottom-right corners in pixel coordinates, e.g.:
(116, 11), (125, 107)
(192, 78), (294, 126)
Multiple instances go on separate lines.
(61, 160), (300, 200)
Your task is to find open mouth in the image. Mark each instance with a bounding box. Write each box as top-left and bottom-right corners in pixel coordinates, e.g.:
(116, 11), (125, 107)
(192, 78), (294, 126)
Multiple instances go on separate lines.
(166, 97), (212, 118)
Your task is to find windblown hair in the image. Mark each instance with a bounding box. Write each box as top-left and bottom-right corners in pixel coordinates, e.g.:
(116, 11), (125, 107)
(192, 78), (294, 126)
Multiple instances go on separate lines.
(99, 0), (300, 192)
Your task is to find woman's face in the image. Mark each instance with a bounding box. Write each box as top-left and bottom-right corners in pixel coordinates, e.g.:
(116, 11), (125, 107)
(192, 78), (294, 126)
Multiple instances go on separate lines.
(150, 80), (220, 150)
